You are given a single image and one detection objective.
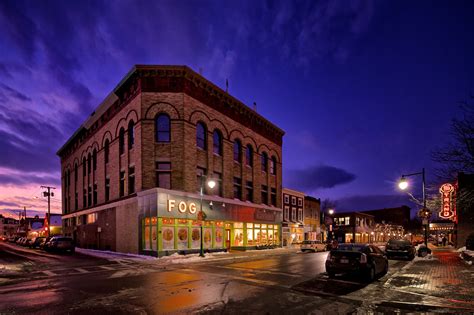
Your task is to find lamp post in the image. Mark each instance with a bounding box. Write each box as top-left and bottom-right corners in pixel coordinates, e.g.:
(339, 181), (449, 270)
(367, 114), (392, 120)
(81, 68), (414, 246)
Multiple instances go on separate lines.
(398, 168), (428, 246)
(199, 176), (216, 257)
(327, 209), (335, 241)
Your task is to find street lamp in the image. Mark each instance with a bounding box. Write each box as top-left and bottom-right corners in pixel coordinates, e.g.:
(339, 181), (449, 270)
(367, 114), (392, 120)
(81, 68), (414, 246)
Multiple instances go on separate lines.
(327, 209), (335, 241)
(398, 168), (428, 246)
(199, 176), (216, 257)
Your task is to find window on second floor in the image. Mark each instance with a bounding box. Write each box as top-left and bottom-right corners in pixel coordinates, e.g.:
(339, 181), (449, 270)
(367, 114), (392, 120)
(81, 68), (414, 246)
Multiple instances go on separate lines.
(156, 162), (171, 189)
(156, 114), (171, 142)
(128, 121), (135, 150)
(213, 129), (223, 156)
(261, 152), (268, 173)
(119, 171), (125, 197)
(92, 149), (97, 171)
(196, 122), (207, 150)
(119, 128), (125, 155)
(128, 166), (135, 194)
(245, 145), (253, 167)
(233, 139), (241, 162)
(82, 158), (86, 177)
(104, 139), (109, 164)
(87, 153), (91, 174)
(270, 156), (277, 175)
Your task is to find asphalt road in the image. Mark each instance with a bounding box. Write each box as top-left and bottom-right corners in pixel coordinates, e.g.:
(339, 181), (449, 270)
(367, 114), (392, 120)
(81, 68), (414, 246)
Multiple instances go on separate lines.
(0, 242), (417, 314)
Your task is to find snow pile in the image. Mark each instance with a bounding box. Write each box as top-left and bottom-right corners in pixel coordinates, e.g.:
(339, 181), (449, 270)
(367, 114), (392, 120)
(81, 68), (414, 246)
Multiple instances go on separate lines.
(414, 254), (436, 261)
(76, 248), (157, 261)
(160, 251), (230, 264)
(457, 246), (466, 252)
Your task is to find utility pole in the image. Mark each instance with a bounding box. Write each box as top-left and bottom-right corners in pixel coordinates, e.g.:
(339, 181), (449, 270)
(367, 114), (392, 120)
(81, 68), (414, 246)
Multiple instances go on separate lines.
(41, 186), (56, 237)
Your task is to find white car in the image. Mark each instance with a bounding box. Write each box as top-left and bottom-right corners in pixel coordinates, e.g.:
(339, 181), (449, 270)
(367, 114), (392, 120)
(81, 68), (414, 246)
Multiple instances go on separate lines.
(301, 240), (327, 252)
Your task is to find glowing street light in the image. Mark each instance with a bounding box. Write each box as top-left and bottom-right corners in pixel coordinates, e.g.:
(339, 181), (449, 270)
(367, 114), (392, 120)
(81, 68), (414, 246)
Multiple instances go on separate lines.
(328, 209), (334, 215)
(398, 177), (408, 190)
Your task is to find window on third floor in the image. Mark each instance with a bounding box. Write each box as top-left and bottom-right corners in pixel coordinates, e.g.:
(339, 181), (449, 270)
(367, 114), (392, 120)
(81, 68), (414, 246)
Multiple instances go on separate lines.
(196, 122), (207, 150)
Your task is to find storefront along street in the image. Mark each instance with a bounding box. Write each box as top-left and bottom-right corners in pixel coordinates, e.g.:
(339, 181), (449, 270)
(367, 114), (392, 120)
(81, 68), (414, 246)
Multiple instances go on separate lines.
(1, 241), (473, 314)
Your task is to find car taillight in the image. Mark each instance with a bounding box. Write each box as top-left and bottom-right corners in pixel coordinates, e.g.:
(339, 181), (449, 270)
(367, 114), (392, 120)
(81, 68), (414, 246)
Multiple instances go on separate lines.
(359, 253), (367, 264)
(326, 253), (335, 262)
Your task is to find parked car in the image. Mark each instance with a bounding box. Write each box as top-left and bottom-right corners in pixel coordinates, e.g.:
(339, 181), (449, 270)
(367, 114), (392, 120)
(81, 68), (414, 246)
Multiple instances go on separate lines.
(46, 237), (75, 253)
(385, 239), (416, 260)
(16, 237), (25, 245)
(41, 236), (54, 250)
(325, 243), (388, 282)
(29, 237), (45, 249)
(301, 240), (327, 252)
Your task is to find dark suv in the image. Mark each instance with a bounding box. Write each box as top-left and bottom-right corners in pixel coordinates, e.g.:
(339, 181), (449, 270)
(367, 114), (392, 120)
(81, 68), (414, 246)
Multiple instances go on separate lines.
(46, 237), (75, 253)
(385, 239), (416, 260)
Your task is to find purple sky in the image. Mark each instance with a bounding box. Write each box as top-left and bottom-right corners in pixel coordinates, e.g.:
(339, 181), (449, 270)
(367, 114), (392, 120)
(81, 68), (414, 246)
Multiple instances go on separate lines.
(0, 1), (473, 218)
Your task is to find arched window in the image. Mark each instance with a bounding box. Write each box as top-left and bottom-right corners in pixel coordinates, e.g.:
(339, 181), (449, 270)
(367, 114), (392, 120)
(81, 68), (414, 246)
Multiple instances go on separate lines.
(261, 152), (268, 173)
(233, 139), (242, 162)
(104, 139), (110, 164)
(128, 121), (134, 150)
(156, 114), (170, 142)
(119, 127), (125, 155)
(87, 153), (91, 174)
(270, 156), (277, 175)
(82, 157), (86, 177)
(74, 163), (78, 182)
(246, 145), (253, 167)
(213, 129), (222, 155)
(92, 149), (97, 171)
(196, 122), (207, 150)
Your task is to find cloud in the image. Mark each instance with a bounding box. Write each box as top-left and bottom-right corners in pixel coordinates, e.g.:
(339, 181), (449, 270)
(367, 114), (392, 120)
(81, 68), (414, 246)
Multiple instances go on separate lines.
(0, 201), (20, 207)
(285, 164), (356, 191)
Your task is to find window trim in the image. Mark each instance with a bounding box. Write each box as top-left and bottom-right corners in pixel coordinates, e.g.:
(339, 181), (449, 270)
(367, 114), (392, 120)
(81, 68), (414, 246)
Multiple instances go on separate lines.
(196, 122), (207, 150)
(155, 113), (171, 143)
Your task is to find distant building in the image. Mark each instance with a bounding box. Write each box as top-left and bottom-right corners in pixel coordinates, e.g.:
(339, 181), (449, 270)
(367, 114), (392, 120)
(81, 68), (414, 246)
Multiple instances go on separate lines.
(332, 212), (375, 243)
(456, 172), (474, 248)
(0, 215), (19, 238)
(282, 188), (305, 245)
(303, 196), (321, 241)
(360, 206), (411, 231)
(43, 213), (62, 236)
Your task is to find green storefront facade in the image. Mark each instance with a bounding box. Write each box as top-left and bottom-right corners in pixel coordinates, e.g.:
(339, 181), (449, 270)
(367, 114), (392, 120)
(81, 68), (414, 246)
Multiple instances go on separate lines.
(138, 188), (282, 256)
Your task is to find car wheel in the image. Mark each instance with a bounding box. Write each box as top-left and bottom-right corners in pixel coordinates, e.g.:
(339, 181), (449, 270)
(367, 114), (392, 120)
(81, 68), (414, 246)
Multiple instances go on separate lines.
(381, 261), (388, 276)
(408, 254), (415, 260)
(365, 265), (375, 282)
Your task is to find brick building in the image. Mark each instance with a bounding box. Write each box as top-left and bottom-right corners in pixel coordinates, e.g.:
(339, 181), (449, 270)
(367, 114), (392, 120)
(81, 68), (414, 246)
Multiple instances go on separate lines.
(0, 215), (18, 238)
(57, 65), (284, 256)
(332, 212), (375, 243)
(360, 206), (411, 230)
(303, 196), (321, 241)
(282, 188), (305, 245)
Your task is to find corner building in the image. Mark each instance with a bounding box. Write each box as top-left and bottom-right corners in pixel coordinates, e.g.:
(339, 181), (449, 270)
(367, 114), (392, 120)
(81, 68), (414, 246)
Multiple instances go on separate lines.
(57, 65), (284, 256)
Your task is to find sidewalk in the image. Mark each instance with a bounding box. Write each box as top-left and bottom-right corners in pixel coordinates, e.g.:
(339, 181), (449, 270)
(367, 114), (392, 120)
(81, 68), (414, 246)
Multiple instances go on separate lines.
(384, 248), (474, 308)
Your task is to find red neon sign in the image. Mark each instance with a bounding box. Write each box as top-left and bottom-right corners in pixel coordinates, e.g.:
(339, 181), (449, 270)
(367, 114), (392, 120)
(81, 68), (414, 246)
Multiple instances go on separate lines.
(439, 183), (455, 220)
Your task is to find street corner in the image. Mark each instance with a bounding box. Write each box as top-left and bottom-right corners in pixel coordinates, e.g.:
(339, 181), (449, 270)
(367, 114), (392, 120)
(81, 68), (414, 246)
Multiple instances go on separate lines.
(291, 273), (369, 298)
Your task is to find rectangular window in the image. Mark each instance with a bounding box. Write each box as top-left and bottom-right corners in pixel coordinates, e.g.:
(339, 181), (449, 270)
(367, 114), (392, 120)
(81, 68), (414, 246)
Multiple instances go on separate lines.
(291, 196), (296, 205)
(75, 192), (78, 210)
(83, 189), (86, 208)
(86, 213), (98, 224)
(345, 216), (350, 225)
(284, 206), (289, 221)
(270, 188), (277, 206)
(88, 186), (92, 207)
(196, 167), (206, 193)
(284, 194), (289, 204)
(105, 177), (110, 202)
(128, 166), (135, 194)
(93, 184), (97, 205)
(356, 217), (360, 226)
(119, 171), (125, 197)
(291, 207), (296, 221)
(298, 208), (303, 222)
(245, 181), (253, 202)
(298, 198), (303, 207)
(233, 177), (242, 199)
(156, 162), (171, 189)
(261, 185), (268, 205)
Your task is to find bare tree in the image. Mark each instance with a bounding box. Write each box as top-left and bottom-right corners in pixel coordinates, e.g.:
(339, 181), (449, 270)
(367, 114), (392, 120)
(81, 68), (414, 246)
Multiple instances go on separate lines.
(320, 198), (337, 214)
(432, 98), (474, 180)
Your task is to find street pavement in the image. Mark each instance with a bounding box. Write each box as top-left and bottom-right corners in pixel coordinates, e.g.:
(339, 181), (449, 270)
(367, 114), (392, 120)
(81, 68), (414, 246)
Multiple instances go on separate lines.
(1, 242), (473, 314)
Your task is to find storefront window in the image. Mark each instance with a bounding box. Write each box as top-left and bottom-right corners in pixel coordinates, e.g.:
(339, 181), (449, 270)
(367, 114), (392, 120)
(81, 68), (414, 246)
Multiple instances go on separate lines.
(234, 223), (244, 246)
(247, 228), (254, 245)
(268, 229), (274, 244)
(162, 226), (174, 250)
(191, 227), (201, 248)
(204, 228), (212, 248)
(215, 228), (224, 248)
(144, 218), (151, 250)
(177, 227), (188, 249)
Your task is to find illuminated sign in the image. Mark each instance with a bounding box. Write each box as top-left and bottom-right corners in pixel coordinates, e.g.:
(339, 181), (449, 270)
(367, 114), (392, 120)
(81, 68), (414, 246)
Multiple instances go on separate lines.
(168, 200), (197, 214)
(439, 183), (455, 220)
